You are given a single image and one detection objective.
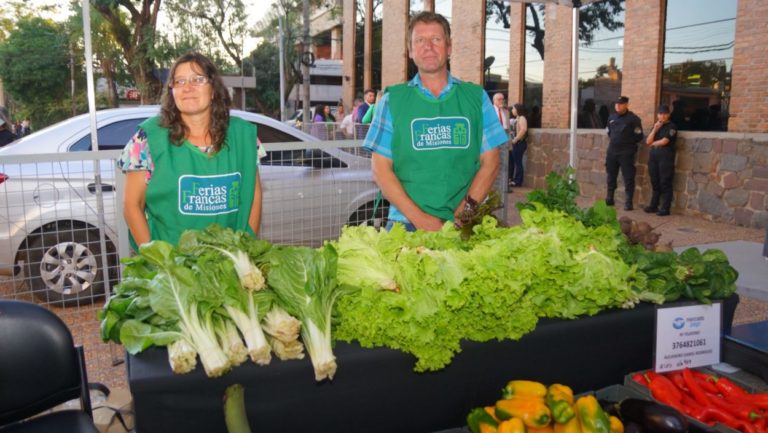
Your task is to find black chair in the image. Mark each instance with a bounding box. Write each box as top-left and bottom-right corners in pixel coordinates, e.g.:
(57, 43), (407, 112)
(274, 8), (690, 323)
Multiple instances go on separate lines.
(0, 300), (99, 433)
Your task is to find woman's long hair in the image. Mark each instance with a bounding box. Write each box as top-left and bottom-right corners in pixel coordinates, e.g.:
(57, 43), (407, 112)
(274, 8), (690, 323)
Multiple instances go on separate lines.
(160, 52), (231, 152)
(512, 103), (528, 118)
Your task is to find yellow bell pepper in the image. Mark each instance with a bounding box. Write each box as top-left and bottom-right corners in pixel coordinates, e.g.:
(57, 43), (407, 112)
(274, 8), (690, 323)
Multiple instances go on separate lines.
(498, 417), (527, 433)
(554, 414), (581, 433)
(496, 397), (552, 428)
(575, 396), (610, 433)
(546, 384), (575, 424)
(502, 380), (548, 399)
(608, 416), (623, 433)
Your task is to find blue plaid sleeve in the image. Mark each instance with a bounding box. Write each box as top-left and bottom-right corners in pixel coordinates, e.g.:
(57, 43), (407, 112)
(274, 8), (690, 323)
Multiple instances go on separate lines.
(480, 92), (508, 152)
(362, 93), (394, 159)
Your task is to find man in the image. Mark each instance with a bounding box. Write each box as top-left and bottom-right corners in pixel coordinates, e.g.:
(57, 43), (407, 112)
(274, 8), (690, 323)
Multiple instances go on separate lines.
(605, 96), (643, 210)
(355, 89), (376, 123)
(363, 11), (507, 231)
(644, 104), (678, 216)
(492, 92), (510, 132)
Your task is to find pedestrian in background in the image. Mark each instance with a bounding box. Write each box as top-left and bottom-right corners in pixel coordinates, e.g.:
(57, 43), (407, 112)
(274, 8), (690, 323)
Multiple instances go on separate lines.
(605, 96), (643, 210)
(341, 98), (362, 138)
(508, 103), (528, 189)
(360, 90), (383, 125)
(644, 104), (678, 216)
(355, 88), (376, 123)
(492, 92), (509, 132)
(0, 112), (16, 147)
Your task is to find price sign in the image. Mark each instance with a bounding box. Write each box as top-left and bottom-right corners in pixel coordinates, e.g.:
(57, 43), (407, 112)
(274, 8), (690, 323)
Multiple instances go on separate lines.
(654, 302), (722, 372)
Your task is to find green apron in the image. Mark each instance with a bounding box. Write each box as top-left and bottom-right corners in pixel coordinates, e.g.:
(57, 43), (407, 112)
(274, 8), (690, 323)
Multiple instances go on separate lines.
(134, 116), (258, 248)
(387, 82), (484, 222)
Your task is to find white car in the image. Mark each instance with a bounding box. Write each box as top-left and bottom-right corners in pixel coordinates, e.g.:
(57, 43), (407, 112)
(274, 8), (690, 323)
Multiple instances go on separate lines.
(0, 107), (387, 304)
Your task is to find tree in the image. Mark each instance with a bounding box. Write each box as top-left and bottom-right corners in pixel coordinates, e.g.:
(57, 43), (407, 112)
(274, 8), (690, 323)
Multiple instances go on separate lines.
(68, 1), (129, 108)
(486, 0), (625, 60)
(90, 0), (163, 103)
(0, 17), (72, 125)
(164, 0), (248, 69)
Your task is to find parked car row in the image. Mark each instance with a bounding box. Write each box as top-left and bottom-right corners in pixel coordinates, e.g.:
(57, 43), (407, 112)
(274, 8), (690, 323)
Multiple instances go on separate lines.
(0, 107), (387, 305)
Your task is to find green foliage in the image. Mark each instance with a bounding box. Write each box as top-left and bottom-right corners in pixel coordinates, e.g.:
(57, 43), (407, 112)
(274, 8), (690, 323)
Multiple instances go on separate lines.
(333, 207), (644, 372)
(0, 17), (70, 124)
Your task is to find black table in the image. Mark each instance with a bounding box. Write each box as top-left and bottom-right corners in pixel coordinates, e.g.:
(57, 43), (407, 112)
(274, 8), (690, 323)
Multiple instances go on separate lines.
(128, 295), (738, 433)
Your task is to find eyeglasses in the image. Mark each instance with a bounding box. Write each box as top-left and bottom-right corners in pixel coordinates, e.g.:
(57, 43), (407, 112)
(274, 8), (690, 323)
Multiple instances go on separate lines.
(413, 36), (446, 47)
(170, 75), (209, 88)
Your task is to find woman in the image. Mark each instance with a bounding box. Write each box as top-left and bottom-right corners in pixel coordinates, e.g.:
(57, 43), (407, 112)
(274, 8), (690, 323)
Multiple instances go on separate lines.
(313, 104), (335, 123)
(119, 52), (262, 249)
(508, 103), (528, 189)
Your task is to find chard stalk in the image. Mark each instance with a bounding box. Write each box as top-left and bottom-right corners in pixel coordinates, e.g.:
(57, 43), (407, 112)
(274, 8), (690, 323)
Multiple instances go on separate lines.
(168, 338), (197, 374)
(224, 291), (271, 366)
(303, 319), (337, 381)
(208, 246), (265, 291)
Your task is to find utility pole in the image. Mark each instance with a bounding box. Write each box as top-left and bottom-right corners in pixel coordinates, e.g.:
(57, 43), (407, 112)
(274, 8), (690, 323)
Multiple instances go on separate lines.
(70, 40), (76, 115)
(301, 0), (311, 130)
(279, 14), (286, 122)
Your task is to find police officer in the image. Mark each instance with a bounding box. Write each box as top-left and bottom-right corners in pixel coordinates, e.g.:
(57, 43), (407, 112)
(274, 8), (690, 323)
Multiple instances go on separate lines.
(644, 104), (678, 216)
(605, 96), (643, 210)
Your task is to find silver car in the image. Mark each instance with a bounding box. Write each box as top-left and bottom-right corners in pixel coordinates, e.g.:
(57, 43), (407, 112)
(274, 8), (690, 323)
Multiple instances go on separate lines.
(0, 107), (387, 304)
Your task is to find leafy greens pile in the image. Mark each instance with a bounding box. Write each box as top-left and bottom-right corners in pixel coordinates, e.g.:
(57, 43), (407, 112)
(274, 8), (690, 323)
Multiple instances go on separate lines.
(100, 225), (339, 381)
(332, 205), (652, 372)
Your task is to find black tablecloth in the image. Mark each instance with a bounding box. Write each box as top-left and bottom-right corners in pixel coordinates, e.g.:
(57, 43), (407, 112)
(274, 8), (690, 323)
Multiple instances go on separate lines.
(128, 295), (738, 433)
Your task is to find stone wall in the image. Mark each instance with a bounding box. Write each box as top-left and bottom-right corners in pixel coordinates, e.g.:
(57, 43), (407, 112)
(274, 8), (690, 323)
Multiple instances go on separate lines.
(524, 130), (768, 228)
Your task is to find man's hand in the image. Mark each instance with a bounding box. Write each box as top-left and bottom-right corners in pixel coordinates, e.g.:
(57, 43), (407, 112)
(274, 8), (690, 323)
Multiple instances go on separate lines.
(411, 212), (444, 231)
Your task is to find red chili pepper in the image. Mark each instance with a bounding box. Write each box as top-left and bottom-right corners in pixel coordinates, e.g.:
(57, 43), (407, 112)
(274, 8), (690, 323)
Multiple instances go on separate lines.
(667, 371), (689, 393)
(650, 373), (684, 403)
(700, 407), (743, 430)
(632, 372), (649, 387)
(755, 416), (767, 433)
(683, 367), (711, 406)
(716, 376), (750, 399)
(679, 394), (711, 422)
(707, 392), (763, 421)
(692, 370), (720, 394)
(734, 419), (759, 433)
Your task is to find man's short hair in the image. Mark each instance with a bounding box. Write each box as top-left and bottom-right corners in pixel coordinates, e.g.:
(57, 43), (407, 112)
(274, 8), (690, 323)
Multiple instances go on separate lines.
(407, 11), (451, 51)
(364, 89), (376, 96)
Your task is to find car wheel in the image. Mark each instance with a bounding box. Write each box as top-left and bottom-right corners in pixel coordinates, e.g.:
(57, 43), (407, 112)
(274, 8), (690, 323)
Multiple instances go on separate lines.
(24, 225), (117, 306)
(347, 201), (389, 229)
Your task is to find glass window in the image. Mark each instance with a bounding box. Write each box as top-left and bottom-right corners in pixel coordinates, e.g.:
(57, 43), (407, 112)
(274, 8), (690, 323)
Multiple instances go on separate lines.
(577, 0), (625, 129)
(663, 0), (736, 131)
(524, 4), (544, 128)
(435, 0), (452, 22)
(69, 118), (146, 151)
(485, 1), (511, 98)
(410, 0), (423, 14)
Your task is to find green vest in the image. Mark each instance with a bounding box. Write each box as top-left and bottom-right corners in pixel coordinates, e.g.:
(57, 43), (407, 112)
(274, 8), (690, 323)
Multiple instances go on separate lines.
(387, 81), (484, 221)
(138, 116), (258, 247)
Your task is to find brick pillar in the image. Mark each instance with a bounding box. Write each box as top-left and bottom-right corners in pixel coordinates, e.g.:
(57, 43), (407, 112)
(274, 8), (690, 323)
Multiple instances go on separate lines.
(541, 3), (573, 128)
(450, 2), (485, 84)
(622, 0), (665, 127)
(363, 0), (373, 91)
(728, 0), (768, 132)
(507, 2), (526, 105)
(381, 0), (409, 88)
(342, 0), (356, 112)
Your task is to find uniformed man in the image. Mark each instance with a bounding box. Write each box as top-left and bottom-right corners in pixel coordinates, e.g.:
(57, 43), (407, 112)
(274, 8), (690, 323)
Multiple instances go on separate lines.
(605, 96), (643, 210)
(362, 11), (506, 231)
(644, 104), (678, 216)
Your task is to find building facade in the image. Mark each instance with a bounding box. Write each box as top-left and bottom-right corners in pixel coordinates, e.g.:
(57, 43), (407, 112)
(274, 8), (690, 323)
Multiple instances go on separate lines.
(342, 0), (767, 228)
